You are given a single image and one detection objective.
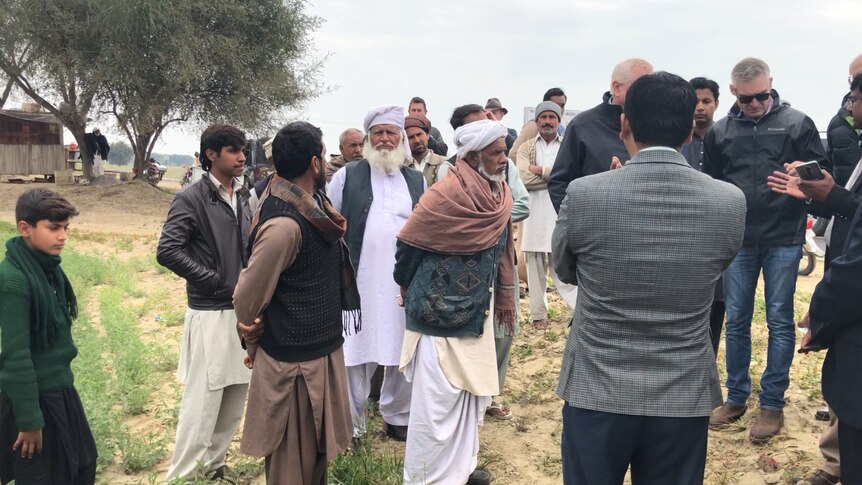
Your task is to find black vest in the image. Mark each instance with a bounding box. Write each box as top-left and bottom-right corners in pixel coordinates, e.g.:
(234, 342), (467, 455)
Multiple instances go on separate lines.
(340, 159), (424, 271)
(250, 196), (344, 362)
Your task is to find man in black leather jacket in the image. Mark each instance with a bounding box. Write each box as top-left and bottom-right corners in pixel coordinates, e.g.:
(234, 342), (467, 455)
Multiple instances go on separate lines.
(156, 124), (252, 483)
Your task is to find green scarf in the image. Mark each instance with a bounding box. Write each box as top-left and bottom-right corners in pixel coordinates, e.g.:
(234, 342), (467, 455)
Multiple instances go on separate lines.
(4, 236), (77, 350)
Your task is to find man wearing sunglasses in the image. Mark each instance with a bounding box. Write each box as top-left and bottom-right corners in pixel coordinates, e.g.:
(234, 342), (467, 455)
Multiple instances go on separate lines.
(703, 57), (829, 444)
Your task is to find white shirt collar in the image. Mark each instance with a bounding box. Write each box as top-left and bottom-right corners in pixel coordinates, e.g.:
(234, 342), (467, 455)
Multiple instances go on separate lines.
(207, 171), (242, 192)
(639, 146), (678, 153)
(534, 133), (563, 144)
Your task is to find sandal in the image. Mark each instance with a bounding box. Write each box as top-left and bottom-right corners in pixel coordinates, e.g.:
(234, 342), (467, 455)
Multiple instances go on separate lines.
(486, 402), (513, 420)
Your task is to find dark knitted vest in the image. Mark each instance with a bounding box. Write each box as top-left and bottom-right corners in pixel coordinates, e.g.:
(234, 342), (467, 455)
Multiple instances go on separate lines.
(340, 159), (424, 271)
(250, 196), (343, 363)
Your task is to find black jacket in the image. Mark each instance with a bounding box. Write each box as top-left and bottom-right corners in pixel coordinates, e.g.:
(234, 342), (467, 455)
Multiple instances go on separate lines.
(703, 91), (829, 247)
(157, 175), (251, 310)
(809, 180), (862, 267)
(95, 134), (110, 159)
(549, 92), (627, 212)
(809, 203), (862, 429)
(826, 94), (862, 187)
(429, 127), (448, 156)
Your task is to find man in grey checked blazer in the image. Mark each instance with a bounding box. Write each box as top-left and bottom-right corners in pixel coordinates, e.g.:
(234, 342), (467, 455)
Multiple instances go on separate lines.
(553, 72), (747, 485)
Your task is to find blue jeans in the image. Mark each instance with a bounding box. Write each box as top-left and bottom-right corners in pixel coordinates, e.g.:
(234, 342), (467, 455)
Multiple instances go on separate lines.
(723, 245), (801, 410)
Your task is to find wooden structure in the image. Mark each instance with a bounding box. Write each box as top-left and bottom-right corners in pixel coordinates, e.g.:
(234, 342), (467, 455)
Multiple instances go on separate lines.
(0, 109), (65, 176)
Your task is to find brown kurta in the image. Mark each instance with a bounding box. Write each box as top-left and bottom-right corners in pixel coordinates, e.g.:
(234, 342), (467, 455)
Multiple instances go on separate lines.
(233, 216), (352, 483)
(242, 347), (352, 481)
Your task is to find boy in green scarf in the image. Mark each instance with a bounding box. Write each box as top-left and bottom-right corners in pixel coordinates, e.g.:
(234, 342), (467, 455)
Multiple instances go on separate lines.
(0, 188), (96, 485)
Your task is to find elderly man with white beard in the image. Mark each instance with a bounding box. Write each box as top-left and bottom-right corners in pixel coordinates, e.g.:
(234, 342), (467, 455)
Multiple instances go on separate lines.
(395, 120), (514, 485)
(327, 105), (425, 442)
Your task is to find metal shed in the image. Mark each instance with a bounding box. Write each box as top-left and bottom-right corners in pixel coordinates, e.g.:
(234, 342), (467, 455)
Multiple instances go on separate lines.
(0, 109), (65, 176)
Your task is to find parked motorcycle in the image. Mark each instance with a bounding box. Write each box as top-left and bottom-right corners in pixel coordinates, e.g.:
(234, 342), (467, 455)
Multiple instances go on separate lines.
(146, 158), (168, 186)
(180, 164), (193, 188)
(799, 216), (825, 276)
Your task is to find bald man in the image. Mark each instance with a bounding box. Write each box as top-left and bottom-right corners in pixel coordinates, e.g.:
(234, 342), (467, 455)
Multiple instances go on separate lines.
(827, 54), (862, 187)
(795, 53), (862, 485)
(548, 58), (654, 212)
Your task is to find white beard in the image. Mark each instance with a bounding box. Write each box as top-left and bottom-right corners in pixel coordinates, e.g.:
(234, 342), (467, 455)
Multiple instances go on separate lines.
(364, 140), (406, 174)
(478, 160), (506, 183)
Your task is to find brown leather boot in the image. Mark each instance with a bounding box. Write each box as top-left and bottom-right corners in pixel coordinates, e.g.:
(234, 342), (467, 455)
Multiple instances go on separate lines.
(709, 402), (747, 429)
(750, 409), (783, 443)
(790, 469), (840, 485)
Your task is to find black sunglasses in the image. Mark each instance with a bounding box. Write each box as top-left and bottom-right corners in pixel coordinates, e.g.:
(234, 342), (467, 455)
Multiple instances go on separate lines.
(737, 92), (771, 104)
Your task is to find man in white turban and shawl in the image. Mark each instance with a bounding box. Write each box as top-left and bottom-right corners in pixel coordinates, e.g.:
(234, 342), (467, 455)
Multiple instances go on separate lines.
(394, 120), (514, 485)
(328, 105), (425, 442)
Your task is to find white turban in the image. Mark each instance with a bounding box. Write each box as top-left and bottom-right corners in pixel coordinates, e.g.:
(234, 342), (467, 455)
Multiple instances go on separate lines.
(363, 104), (411, 160)
(454, 120), (508, 159)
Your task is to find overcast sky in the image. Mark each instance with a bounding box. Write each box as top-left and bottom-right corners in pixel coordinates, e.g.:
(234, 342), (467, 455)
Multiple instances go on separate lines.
(126, 0), (862, 156)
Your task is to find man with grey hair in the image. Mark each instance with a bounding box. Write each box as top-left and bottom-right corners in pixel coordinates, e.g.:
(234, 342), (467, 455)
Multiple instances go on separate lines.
(548, 58), (653, 212)
(704, 57), (829, 443)
(326, 128), (364, 183)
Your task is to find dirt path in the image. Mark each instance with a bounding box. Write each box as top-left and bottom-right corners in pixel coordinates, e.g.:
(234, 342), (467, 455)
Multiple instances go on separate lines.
(480, 273), (829, 485)
(0, 180), (174, 236)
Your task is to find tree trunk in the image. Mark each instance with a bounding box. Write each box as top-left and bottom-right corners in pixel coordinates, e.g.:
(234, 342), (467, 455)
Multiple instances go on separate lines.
(132, 133), (155, 180)
(68, 126), (95, 180)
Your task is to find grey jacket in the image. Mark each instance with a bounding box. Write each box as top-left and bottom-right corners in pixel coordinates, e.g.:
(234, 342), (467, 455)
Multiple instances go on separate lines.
(553, 148), (746, 417)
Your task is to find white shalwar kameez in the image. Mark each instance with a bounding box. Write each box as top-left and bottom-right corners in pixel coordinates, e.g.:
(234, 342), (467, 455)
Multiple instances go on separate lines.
(521, 135), (578, 315)
(400, 304), (499, 484)
(328, 165), (414, 435)
(167, 174), (250, 481)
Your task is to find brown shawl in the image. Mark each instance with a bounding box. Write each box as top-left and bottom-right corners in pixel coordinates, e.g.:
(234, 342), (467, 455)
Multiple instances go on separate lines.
(397, 159), (516, 331)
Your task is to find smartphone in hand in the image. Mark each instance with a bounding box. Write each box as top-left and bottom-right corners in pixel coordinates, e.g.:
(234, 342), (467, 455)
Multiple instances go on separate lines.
(796, 160), (825, 181)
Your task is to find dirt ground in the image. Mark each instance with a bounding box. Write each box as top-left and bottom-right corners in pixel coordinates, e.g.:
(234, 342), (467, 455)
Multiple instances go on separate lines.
(0, 180), (833, 484)
(0, 179), (175, 235)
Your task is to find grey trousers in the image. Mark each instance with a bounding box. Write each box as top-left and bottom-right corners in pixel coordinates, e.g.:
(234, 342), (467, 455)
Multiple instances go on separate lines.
(166, 382), (248, 480)
(525, 251), (578, 321)
(494, 335), (513, 393)
(819, 406), (841, 477)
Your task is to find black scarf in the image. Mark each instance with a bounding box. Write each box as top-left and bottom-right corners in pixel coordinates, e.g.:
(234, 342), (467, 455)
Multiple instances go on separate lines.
(4, 237), (77, 350)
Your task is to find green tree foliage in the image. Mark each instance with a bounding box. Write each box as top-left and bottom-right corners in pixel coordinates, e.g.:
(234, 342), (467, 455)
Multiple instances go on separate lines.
(0, 0), (105, 179)
(100, 0), (323, 178)
(0, 0), (322, 180)
(109, 141), (134, 166)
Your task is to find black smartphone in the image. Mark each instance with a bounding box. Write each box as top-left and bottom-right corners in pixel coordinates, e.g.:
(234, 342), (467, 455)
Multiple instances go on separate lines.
(796, 161), (825, 181)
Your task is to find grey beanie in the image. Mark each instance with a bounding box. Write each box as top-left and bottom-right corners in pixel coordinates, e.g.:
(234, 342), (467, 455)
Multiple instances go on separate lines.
(534, 101), (562, 121)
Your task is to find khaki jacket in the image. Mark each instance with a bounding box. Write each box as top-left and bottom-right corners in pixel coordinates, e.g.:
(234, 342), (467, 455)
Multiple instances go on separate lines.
(412, 152), (450, 187)
(515, 138), (553, 191)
